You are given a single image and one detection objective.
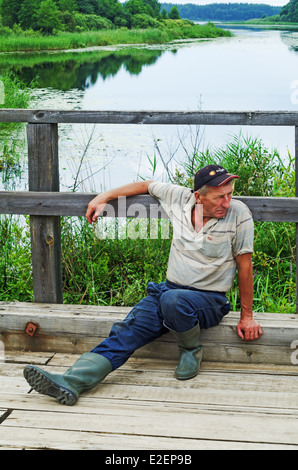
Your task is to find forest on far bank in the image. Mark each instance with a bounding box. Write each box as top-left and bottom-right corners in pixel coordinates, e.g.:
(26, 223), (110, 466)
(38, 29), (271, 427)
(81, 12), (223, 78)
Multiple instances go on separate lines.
(161, 2), (282, 21)
(162, 0), (298, 23)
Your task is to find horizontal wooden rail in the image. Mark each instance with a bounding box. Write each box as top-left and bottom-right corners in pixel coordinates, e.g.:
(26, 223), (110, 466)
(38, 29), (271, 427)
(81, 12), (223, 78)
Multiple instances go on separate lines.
(1, 192), (298, 223)
(0, 109), (298, 126)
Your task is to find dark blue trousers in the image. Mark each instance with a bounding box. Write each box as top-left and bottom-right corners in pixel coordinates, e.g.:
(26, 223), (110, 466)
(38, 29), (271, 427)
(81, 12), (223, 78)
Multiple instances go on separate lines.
(91, 280), (230, 370)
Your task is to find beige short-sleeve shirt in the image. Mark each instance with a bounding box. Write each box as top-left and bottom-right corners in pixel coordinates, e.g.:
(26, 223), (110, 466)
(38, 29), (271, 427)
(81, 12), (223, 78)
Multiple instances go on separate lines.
(148, 182), (254, 293)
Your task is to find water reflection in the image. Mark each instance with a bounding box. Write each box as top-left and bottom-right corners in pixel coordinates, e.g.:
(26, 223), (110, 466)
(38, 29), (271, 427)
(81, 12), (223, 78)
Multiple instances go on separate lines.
(280, 31), (298, 53)
(0, 48), (164, 90)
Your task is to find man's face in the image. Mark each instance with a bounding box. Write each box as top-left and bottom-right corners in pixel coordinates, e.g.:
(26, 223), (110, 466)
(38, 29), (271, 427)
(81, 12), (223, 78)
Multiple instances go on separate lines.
(195, 183), (234, 219)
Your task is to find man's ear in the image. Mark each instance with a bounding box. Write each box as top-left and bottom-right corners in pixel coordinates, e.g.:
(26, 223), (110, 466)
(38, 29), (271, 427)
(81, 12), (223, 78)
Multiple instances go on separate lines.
(194, 191), (202, 204)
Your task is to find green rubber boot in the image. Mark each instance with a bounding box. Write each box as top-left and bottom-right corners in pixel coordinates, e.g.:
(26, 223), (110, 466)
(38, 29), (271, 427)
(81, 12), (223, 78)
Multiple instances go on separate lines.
(23, 352), (112, 406)
(168, 323), (203, 380)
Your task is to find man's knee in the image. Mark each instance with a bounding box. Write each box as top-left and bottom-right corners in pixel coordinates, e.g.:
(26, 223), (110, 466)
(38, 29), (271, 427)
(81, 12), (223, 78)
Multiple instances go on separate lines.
(160, 289), (193, 330)
(160, 289), (181, 312)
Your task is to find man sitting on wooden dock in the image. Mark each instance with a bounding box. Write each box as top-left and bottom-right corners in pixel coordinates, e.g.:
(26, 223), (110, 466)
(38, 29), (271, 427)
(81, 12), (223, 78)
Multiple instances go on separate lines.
(23, 164), (263, 406)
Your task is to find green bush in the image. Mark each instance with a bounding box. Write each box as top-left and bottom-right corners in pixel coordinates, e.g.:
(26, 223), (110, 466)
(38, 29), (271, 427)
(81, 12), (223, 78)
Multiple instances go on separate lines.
(131, 13), (162, 29)
(73, 12), (114, 31)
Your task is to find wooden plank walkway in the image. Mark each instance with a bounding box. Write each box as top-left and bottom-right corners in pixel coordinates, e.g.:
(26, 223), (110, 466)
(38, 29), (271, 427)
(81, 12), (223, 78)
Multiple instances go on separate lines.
(1, 302), (298, 449)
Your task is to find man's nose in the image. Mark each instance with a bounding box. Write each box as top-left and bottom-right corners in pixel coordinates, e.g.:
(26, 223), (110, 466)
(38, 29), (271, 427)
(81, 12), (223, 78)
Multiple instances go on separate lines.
(222, 196), (231, 209)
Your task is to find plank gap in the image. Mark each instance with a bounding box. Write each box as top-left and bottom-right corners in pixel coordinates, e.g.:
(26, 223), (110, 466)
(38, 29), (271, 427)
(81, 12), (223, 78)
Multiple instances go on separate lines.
(0, 409), (13, 425)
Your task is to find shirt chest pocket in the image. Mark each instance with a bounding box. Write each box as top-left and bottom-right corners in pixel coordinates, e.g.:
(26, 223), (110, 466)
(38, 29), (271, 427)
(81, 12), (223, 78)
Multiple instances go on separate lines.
(202, 235), (231, 258)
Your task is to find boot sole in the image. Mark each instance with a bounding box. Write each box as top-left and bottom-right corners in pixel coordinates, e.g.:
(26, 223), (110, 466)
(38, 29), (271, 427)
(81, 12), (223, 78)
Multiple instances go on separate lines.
(175, 368), (199, 380)
(23, 365), (77, 406)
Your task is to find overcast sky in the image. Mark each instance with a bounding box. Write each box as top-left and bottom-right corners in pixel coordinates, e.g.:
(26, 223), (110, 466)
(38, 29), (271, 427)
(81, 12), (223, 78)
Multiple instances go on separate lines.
(167, 0), (287, 6)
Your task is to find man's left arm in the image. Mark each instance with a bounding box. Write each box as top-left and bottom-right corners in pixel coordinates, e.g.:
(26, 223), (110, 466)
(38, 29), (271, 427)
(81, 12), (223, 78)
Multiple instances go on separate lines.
(236, 253), (263, 341)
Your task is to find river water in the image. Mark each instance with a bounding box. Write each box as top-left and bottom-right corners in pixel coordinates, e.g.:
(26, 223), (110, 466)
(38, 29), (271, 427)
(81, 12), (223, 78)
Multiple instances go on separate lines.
(2, 25), (298, 192)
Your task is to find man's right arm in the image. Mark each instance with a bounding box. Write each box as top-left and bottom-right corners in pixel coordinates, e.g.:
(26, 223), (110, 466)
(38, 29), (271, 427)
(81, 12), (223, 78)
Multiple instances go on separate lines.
(86, 180), (154, 224)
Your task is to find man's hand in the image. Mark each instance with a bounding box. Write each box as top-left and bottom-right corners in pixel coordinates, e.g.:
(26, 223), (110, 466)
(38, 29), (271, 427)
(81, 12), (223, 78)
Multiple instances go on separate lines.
(236, 317), (263, 341)
(86, 194), (108, 224)
(86, 181), (154, 224)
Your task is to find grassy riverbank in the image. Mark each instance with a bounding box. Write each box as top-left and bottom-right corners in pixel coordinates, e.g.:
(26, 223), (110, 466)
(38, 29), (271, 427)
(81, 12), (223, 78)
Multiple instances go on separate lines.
(213, 19), (298, 30)
(0, 22), (231, 52)
(244, 18), (298, 29)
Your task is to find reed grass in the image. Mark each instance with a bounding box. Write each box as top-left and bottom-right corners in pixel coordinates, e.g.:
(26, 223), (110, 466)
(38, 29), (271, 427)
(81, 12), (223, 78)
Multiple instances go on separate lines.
(0, 23), (231, 52)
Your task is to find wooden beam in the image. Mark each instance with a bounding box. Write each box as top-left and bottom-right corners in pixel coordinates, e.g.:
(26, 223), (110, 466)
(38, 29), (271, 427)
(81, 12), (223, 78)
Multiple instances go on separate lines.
(27, 123), (63, 304)
(2, 301), (298, 365)
(0, 109), (297, 126)
(1, 192), (298, 222)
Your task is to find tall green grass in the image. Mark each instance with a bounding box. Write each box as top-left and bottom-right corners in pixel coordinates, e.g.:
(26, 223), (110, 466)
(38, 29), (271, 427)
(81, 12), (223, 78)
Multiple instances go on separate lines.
(0, 23), (231, 52)
(0, 72), (32, 187)
(61, 217), (171, 305)
(0, 73), (34, 300)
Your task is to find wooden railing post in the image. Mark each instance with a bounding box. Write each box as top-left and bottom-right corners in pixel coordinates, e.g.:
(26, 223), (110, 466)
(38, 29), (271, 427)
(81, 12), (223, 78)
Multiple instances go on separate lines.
(27, 123), (63, 303)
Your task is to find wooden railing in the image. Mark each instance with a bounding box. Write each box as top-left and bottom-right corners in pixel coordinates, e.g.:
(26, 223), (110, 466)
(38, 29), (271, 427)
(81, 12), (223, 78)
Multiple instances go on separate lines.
(0, 109), (298, 308)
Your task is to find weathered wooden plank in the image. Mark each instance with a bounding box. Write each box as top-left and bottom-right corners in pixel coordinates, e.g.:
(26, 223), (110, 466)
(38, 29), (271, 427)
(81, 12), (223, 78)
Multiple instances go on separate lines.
(1, 302), (298, 364)
(0, 109), (297, 126)
(0, 376), (32, 394)
(53, 354), (298, 376)
(3, 362), (298, 410)
(2, 425), (294, 450)
(1, 192), (298, 222)
(5, 373), (298, 412)
(29, 215), (63, 303)
(27, 124), (59, 192)
(2, 352), (298, 450)
(0, 192), (169, 219)
(3, 332), (295, 365)
(4, 404), (298, 445)
(101, 366), (298, 397)
(27, 123), (63, 304)
(1, 302), (297, 344)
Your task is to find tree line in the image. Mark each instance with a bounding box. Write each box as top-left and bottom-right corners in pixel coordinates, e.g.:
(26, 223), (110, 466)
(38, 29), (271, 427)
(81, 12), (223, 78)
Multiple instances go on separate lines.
(0, 0), (182, 34)
(161, 3), (282, 21)
(162, 1), (298, 23)
(280, 0), (298, 22)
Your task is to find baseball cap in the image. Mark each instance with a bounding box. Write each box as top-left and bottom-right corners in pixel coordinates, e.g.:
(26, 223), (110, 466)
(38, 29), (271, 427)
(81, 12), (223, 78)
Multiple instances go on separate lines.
(193, 165), (239, 192)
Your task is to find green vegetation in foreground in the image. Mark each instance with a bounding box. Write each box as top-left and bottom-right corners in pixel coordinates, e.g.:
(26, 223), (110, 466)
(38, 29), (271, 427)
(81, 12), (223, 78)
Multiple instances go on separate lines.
(0, 22), (231, 52)
(0, 75), (296, 313)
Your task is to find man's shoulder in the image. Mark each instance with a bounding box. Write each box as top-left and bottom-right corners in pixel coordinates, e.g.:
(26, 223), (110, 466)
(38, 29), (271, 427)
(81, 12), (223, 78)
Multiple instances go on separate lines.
(230, 198), (251, 215)
(149, 182), (192, 200)
(224, 199), (253, 228)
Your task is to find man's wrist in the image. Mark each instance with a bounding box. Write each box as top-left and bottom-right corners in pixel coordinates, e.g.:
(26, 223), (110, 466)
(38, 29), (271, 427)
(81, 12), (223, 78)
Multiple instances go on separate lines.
(240, 309), (254, 321)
